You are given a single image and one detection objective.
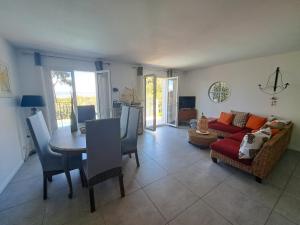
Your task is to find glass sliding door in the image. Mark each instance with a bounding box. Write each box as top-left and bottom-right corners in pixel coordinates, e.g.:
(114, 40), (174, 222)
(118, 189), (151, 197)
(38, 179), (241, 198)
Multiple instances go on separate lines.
(166, 77), (178, 127)
(145, 75), (157, 131)
(96, 70), (112, 119)
(51, 71), (73, 127)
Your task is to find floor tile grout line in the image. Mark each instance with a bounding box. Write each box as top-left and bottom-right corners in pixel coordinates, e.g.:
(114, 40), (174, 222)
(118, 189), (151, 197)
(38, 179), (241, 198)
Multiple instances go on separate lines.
(167, 174), (234, 225)
(201, 198), (235, 225)
(165, 197), (202, 224)
(99, 205), (108, 225)
(135, 170), (169, 188)
(140, 148), (227, 223)
(202, 179), (274, 225)
(9, 173), (43, 185)
(41, 205), (47, 225)
(263, 159), (300, 225)
(150, 152), (208, 176)
(0, 195), (42, 214)
(170, 168), (224, 200)
(140, 187), (168, 222)
(150, 175), (202, 223)
(142, 181), (202, 225)
(273, 211), (299, 225)
(223, 176), (282, 209)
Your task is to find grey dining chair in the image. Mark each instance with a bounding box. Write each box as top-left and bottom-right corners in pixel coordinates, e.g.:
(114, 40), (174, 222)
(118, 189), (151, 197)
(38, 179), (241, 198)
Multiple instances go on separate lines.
(77, 105), (96, 123)
(121, 107), (140, 167)
(27, 111), (83, 199)
(83, 118), (125, 212)
(120, 105), (130, 139)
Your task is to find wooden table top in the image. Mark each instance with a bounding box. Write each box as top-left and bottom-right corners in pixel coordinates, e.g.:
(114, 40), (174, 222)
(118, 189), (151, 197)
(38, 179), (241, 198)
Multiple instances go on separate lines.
(188, 129), (218, 140)
(49, 127), (86, 154)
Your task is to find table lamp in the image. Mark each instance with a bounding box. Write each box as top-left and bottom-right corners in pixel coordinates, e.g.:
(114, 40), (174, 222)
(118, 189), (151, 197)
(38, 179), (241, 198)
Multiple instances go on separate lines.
(21, 95), (45, 114)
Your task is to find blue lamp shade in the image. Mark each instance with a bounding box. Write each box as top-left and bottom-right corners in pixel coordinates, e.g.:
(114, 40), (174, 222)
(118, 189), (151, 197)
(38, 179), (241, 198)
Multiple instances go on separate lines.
(21, 95), (45, 107)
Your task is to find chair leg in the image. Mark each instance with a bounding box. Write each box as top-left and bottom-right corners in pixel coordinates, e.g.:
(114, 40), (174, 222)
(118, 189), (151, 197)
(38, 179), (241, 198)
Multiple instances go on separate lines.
(119, 174), (125, 197)
(79, 168), (85, 187)
(64, 170), (73, 199)
(89, 187), (95, 213)
(47, 176), (52, 182)
(129, 153), (132, 158)
(43, 173), (47, 200)
(134, 151), (140, 167)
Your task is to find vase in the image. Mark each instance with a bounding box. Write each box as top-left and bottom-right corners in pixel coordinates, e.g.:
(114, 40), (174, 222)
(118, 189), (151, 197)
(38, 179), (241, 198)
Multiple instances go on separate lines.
(197, 112), (208, 133)
(70, 98), (78, 132)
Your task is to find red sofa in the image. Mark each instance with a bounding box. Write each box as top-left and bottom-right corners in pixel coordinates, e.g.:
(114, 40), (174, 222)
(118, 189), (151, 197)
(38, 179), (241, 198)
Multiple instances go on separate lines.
(208, 116), (293, 183)
(208, 119), (251, 137)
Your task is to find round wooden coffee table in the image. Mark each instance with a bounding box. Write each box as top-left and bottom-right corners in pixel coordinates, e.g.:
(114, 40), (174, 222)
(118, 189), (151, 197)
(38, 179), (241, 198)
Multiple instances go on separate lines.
(188, 129), (218, 148)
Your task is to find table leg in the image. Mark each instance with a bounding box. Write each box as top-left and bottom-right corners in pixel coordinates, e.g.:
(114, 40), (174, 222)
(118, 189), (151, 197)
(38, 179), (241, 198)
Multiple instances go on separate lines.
(63, 154), (73, 199)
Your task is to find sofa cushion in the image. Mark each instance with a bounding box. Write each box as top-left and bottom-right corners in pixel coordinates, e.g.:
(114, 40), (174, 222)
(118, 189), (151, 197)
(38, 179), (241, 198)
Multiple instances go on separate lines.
(210, 139), (252, 165)
(239, 127), (272, 159)
(218, 112), (234, 125)
(228, 132), (247, 142)
(208, 121), (244, 134)
(246, 115), (267, 130)
(231, 110), (249, 128)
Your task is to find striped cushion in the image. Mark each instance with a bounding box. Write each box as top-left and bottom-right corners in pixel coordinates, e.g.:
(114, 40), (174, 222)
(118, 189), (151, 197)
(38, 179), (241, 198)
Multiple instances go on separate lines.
(231, 111), (249, 128)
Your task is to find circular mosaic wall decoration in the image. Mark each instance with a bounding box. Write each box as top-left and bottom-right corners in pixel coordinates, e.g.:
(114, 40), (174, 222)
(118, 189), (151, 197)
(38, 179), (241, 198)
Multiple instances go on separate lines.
(208, 81), (230, 103)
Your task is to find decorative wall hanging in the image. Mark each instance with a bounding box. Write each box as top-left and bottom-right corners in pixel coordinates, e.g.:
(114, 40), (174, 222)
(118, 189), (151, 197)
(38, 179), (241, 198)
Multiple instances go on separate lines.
(258, 67), (289, 106)
(208, 81), (230, 103)
(0, 62), (11, 97)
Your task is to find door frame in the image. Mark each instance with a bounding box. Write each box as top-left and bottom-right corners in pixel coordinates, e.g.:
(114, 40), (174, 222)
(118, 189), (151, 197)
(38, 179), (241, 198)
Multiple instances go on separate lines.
(96, 70), (112, 119)
(144, 74), (157, 131)
(166, 76), (179, 127)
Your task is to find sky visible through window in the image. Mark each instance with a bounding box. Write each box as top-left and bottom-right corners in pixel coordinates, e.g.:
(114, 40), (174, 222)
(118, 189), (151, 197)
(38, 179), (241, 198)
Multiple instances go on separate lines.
(74, 71), (96, 97)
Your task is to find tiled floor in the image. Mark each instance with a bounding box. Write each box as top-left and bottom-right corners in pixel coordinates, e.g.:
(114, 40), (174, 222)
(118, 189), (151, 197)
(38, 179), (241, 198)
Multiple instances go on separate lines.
(1, 126), (300, 225)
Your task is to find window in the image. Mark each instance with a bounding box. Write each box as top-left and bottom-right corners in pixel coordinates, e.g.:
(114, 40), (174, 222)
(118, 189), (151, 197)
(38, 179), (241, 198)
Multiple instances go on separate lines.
(51, 70), (97, 127)
(74, 71), (98, 114)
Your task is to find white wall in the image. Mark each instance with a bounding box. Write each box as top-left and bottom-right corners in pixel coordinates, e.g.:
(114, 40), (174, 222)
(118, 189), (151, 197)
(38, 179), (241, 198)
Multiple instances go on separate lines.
(0, 38), (23, 193)
(180, 51), (300, 151)
(17, 51), (138, 97)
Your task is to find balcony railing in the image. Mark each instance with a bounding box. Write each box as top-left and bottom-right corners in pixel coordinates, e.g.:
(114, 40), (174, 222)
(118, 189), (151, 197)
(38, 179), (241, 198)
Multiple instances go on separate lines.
(55, 100), (72, 121)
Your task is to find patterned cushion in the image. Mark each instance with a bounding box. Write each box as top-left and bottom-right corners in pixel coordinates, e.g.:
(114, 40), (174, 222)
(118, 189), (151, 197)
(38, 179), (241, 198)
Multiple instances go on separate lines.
(238, 127), (271, 159)
(231, 110), (249, 128)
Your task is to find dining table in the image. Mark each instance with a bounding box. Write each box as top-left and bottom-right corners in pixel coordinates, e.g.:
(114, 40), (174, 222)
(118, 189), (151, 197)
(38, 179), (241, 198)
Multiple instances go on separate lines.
(50, 127), (87, 153)
(49, 127), (87, 198)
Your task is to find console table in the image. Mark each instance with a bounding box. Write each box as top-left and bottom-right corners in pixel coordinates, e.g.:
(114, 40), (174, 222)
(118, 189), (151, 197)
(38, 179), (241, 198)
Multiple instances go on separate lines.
(178, 108), (197, 125)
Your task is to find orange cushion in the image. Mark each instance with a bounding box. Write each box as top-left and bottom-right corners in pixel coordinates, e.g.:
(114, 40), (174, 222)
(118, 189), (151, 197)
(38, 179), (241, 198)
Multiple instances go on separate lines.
(218, 112), (234, 125)
(246, 115), (267, 130)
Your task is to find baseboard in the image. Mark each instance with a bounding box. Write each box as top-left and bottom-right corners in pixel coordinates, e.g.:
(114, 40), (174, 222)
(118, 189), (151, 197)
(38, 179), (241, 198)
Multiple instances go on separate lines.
(0, 160), (23, 194)
(288, 145), (300, 152)
(289, 149), (300, 152)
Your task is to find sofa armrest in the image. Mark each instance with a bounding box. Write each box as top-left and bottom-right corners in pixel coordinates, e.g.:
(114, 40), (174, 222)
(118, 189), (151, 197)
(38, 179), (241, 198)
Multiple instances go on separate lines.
(252, 123), (293, 179)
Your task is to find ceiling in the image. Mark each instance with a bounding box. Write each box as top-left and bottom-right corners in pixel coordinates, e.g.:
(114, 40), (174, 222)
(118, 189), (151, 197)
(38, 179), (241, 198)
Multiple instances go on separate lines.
(0, 0), (299, 70)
